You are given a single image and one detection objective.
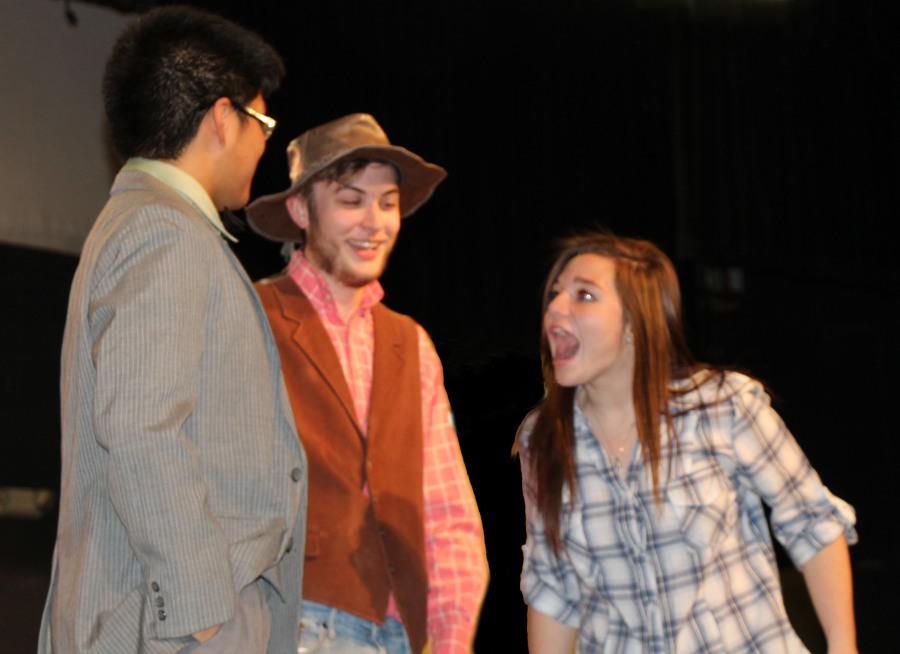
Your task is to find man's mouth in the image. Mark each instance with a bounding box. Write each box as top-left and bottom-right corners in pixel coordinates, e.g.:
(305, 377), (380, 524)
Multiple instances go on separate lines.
(347, 239), (388, 261)
(348, 239), (381, 251)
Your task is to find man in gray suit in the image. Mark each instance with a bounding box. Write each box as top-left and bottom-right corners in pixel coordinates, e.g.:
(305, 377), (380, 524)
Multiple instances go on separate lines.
(38, 7), (307, 653)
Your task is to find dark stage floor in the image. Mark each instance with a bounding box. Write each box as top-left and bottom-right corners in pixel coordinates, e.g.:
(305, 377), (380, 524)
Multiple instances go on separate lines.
(2, 512), (889, 653)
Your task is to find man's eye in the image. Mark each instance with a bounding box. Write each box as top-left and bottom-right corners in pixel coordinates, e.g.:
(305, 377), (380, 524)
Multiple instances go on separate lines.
(337, 196), (361, 207)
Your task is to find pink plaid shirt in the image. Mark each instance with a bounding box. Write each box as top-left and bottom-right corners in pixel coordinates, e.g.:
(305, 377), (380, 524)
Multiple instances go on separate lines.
(287, 252), (488, 653)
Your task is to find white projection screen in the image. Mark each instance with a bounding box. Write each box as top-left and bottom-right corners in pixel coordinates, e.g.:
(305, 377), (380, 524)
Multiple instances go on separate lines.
(0, 1), (129, 255)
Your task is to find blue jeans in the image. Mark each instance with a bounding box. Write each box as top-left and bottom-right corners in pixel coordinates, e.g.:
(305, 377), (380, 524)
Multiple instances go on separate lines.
(297, 601), (413, 654)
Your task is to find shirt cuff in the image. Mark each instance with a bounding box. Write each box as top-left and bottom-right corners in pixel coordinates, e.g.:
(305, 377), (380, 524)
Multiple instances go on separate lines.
(429, 625), (477, 654)
(780, 487), (858, 568)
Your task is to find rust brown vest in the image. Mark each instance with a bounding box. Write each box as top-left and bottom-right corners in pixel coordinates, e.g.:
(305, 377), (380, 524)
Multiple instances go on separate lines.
(256, 276), (427, 653)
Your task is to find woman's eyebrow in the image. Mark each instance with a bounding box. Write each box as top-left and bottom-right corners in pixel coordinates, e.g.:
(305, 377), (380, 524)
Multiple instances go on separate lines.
(572, 275), (600, 287)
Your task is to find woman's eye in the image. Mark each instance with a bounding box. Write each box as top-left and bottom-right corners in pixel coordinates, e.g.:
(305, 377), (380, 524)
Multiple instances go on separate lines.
(576, 289), (595, 301)
(547, 289), (560, 302)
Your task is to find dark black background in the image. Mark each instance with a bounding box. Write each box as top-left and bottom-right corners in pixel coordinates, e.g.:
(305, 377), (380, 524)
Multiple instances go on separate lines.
(1, 0), (897, 650)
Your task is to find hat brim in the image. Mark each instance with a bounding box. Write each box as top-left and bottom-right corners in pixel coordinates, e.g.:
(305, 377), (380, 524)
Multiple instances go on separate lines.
(246, 144), (447, 243)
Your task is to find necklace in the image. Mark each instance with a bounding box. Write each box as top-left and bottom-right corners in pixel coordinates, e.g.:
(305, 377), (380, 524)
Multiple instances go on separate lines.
(605, 424), (636, 472)
(578, 394), (637, 476)
(579, 393), (637, 474)
(608, 438), (632, 470)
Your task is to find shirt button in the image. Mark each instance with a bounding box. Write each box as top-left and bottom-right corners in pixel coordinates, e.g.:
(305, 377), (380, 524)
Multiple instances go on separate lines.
(155, 597), (165, 608)
(158, 609), (167, 621)
(290, 467), (303, 482)
(151, 581), (160, 592)
(286, 537), (294, 553)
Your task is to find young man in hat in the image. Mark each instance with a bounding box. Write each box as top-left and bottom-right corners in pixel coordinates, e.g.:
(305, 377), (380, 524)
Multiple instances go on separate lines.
(39, 7), (307, 653)
(247, 113), (488, 654)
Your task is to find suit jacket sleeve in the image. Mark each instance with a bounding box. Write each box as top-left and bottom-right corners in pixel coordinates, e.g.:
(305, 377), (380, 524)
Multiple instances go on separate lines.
(89, 207), (236, 638)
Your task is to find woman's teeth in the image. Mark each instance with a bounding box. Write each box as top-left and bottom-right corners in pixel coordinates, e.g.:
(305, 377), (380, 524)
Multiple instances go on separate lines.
(550, 327), (579, 360)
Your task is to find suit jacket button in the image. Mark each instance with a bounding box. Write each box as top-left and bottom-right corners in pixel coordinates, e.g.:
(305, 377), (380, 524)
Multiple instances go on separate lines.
(158, 609), (167, 621)
(290, 467), (303, 482)
(151, 581), (160, 592)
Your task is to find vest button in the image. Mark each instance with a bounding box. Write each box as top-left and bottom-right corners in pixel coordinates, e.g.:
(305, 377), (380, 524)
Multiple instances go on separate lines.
(158, 609), (167, 621)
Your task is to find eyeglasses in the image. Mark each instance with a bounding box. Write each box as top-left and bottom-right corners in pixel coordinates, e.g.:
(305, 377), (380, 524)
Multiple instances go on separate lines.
(232, 101), (277, 140)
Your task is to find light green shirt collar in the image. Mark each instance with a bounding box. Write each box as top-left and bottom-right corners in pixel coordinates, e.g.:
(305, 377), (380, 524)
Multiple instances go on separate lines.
(122, 157), (238, 243)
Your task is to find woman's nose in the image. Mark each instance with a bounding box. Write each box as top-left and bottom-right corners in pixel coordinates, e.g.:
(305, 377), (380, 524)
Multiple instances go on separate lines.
(546, 292), (569, 317)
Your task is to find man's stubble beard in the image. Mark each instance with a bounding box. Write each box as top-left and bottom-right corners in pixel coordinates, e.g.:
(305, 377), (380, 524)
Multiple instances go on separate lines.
(304, 212), (394, 289)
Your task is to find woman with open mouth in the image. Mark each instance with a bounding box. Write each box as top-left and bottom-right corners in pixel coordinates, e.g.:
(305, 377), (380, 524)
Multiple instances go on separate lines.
(516, 231), (858, 654)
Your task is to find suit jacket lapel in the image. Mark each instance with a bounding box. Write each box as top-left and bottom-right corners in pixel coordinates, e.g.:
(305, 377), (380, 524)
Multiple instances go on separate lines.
(271, 276), (361, 434)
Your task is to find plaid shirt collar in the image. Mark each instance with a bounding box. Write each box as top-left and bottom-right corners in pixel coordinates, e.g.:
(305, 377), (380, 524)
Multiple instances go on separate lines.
(286, 249), (384, 325)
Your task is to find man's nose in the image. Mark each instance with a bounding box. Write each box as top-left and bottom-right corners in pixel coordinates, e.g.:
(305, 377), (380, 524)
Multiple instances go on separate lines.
(360, 202), (381, 228)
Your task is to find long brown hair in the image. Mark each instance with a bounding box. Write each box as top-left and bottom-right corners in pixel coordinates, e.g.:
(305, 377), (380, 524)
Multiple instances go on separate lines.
(524, 232), (706, 556)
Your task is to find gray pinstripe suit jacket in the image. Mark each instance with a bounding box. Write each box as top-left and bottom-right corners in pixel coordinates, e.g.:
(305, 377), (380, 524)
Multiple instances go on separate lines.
(37, 170), (307, 653)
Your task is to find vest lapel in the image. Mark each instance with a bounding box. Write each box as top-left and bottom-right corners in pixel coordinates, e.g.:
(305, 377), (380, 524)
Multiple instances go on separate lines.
(271, 277), (360, 433)
(368, 304), (407, 441)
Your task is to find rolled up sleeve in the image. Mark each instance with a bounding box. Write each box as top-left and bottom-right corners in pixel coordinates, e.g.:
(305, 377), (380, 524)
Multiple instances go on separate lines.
(519, 437), (582, 628)
(727, 375), (857, 568)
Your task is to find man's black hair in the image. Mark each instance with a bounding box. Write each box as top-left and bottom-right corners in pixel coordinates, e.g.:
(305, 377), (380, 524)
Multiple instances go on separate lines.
(103, 5), (285, 160)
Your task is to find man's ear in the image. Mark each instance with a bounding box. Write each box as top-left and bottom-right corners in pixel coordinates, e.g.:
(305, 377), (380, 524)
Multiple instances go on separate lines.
(208, 97), (234, 145)
(286, 194), (309, 229)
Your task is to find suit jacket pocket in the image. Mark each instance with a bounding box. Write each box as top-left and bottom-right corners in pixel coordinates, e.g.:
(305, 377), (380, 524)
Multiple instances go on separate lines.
(86, 587), (190, 654)
(217, 516), (287, 593)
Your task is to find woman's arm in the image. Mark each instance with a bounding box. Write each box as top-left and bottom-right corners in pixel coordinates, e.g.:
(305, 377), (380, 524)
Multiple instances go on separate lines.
(527, 607), (577, 654)
(722, 376), (857, 652)
(800, 535), (858, 654)
(519, 423), (583, 654)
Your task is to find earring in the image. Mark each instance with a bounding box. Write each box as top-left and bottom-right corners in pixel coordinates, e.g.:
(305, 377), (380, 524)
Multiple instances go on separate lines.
(624, 331), (633, 345)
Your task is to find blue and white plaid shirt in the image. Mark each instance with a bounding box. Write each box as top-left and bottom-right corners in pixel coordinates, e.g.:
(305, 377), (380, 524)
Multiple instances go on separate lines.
(520, 372), (856, 653)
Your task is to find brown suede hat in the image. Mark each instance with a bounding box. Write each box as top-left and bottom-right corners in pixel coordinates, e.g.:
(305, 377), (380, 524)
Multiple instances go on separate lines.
(246, 113), (447, 242)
